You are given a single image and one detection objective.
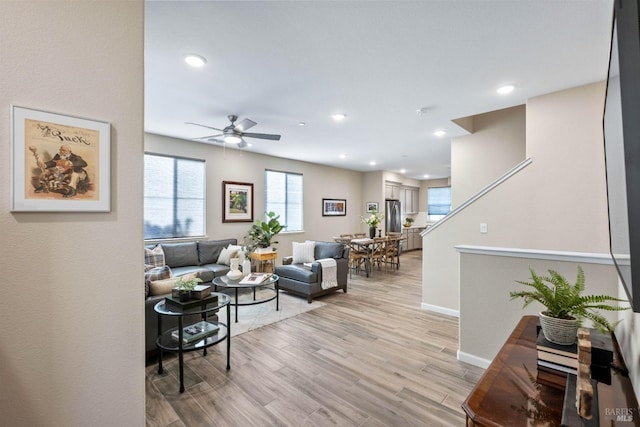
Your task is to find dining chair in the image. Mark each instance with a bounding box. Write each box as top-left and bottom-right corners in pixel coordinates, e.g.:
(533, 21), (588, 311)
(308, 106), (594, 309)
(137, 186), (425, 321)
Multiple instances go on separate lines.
(353, 232), (367, 238)
(348, 240), (368, 277)
(370, 237), (386, 272)
(382, 235), (400, 271)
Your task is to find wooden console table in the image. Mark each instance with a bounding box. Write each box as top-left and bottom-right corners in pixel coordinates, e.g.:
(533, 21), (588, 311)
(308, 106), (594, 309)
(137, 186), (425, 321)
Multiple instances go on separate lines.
(462, 315), (639, 426)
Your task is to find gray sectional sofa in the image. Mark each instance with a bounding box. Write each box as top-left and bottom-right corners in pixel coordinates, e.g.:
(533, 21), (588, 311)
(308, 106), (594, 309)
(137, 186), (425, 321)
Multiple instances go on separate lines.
(144, 238), (238, 360)
(275, 241), (349, 303)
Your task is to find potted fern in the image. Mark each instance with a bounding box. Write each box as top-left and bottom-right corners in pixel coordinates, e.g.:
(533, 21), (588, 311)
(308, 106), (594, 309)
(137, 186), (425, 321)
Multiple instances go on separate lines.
(509, 266), (628, 345)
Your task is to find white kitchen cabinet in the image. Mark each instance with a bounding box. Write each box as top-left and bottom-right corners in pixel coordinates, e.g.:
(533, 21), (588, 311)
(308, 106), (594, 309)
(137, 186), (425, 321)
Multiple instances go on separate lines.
(385, 183), (401, 199)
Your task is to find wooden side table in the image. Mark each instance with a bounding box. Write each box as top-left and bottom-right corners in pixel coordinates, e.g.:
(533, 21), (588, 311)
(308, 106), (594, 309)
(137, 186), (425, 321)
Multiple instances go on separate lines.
(250, 251), (277, 273)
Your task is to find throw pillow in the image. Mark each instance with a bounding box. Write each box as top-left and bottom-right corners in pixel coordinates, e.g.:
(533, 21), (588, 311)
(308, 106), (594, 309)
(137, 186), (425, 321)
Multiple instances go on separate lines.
(216, 247), (239, 266)
(144, 246), (165, 268)
(149, 272), (198, 296)
(292, 241), (315, 264)
(144, 265), (172, 283)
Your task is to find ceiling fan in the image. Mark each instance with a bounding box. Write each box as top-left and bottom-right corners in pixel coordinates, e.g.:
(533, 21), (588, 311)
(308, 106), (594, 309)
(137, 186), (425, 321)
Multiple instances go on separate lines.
(186, 115), (281, 148)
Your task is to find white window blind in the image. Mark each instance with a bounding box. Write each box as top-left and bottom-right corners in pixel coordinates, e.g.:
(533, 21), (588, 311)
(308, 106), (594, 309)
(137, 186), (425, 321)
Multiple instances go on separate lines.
(144, 153), (205, 239)
(265, 170), (303, 231)
(427, 186), (451, 220)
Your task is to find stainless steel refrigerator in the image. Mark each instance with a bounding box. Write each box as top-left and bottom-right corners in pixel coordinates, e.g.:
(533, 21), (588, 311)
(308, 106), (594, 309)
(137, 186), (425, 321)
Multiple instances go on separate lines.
(385, 199), (402, 233)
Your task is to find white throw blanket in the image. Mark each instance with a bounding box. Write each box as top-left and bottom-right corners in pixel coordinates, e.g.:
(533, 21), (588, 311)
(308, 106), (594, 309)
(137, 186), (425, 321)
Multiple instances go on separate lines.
(316, 258), (338, 290)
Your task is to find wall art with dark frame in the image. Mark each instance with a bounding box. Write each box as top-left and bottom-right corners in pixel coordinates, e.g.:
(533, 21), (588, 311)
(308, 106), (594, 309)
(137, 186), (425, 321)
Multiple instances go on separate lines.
(322, 198), (347, 216)
(10, 105), (111, 212)
(223, 181), (253, 222)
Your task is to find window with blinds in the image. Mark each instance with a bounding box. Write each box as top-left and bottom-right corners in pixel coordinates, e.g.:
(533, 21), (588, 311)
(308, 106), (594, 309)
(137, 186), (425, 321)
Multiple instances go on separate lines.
(427, 186), (451, 221)
(144, 153), (205, 239)
(265, 170), (303, 232)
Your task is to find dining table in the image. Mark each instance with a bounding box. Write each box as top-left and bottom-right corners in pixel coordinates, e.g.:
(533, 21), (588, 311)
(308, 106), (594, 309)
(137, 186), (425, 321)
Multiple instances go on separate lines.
(333, 235), (403, 277)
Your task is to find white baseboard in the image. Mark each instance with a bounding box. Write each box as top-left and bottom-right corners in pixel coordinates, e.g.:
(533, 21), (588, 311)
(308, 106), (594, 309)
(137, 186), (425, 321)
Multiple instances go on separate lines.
(420, 303), (459, 318)
(457, 350), (491, 369)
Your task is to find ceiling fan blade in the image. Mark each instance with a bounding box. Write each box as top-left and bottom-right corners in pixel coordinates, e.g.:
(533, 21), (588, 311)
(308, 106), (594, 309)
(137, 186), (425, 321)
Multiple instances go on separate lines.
(235, 118), (257, 132)
(237, 139), (248, 149)
(194, 133), (223, 139)
(185, 122), (224, 132)
(242, 132), (281, 141)
(206, 138), (225, 144)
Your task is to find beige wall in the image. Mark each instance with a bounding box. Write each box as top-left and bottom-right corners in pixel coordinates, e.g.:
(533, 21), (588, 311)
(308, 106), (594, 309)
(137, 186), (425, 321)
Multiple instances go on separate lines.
(0, 1), (144, 426)
(145, 133), (365, 260)
(422, 82), (610, 315)
(451, 105), (526, 207)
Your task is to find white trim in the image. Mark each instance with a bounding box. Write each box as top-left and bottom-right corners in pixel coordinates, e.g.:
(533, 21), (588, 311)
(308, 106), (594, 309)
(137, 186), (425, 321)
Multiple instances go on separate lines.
(422, 157), (533, 237)
(457, 350), (491, 369)
(455, 245), (614, 265)
(421, 302), (459, 318)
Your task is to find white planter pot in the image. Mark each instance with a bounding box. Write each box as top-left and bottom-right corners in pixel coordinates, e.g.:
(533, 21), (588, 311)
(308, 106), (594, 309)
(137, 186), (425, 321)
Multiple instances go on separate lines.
(255, 246), (273, 254)
(539, 311), (578, 345)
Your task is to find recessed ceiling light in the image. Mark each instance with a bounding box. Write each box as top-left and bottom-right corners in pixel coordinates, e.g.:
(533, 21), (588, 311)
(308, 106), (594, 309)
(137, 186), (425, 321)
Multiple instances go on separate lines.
(369, 161), (376, 166)
(400, 169), (406, 174)
(434, 130), (446, 137)
(332, 113), (346, 121)
(184, 54), (206, 67)
(423, 174), (430, 178)
(497, 84), (515, 95)
(339, 154), (347, 159)
(298, 122), (306, 126)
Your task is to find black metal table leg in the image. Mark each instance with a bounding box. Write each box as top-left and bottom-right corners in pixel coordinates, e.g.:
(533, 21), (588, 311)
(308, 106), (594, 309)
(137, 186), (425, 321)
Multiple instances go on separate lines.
(226, 303), (231, 370)
(178, 316), (185, 393)
(234, 288), (239, 323)
(276, 281), (279, 311)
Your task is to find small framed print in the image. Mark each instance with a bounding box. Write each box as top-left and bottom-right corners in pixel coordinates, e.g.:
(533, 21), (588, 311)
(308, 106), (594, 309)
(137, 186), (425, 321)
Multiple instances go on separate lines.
(366, 202), (379, 213)
(322, 198), (347, 216)
(223, 181), (253, 222)
(10, 105), (111, 212)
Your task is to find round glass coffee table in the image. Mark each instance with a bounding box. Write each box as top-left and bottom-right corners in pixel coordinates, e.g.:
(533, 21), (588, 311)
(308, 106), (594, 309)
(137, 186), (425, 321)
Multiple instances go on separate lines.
(212, 273), (279, 323)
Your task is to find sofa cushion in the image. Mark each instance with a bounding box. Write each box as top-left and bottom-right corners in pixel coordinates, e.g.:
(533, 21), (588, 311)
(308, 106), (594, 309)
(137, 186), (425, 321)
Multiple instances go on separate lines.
(160, 242), (199, 268)
(315, 241), (343, 259)
(197, 239), (238, 265)
(171, 266), (215, 283)
(275, 264), (318, 284)
(217, 246), (239, 266)
(292, 241), (315, 264)
(149, 272), (198, 296)
(144, 246), (165, 268)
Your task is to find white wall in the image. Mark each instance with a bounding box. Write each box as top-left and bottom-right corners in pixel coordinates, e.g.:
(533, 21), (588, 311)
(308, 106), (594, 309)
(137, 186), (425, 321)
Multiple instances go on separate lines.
(145, 133), (365, 260)
(451, 105), (526, 207)
(422, 82), (610, 315)
(0, 1), (144, 426)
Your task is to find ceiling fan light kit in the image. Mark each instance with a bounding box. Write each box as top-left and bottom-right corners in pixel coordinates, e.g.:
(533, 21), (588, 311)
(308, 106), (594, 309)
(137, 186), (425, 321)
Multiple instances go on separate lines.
(188, 114), (281, 148)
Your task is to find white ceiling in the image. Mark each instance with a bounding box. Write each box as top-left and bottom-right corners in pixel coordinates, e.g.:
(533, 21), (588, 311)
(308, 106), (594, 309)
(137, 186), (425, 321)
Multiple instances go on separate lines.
(145, 0), (614, 180)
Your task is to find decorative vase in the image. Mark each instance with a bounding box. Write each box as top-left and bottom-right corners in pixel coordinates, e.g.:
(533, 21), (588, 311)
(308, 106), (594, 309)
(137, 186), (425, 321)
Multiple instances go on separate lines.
(539, 311), (578, 345)
(226, 258), (243, 281)
(369, 226), (376, 239)
(241, 253), (252, 276)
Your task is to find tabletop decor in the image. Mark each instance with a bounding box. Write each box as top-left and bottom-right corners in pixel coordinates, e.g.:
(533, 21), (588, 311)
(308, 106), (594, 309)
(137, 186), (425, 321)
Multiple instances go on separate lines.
(362, 209), (384, 238)
(509, 266), (629, 345)
(245, 211), (285, 253)
(222, 181), (253, 222)
(11, 105), (111, 212)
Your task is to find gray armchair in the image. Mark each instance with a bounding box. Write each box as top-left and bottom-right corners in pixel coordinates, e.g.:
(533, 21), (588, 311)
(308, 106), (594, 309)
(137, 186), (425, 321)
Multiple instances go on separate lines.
(275, 241), (349, 303)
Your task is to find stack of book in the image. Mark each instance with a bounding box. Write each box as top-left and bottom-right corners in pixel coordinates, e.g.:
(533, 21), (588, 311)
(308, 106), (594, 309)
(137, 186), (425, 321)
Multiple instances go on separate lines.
(171, 320), (220, 344)
(536, 328), (614, 389)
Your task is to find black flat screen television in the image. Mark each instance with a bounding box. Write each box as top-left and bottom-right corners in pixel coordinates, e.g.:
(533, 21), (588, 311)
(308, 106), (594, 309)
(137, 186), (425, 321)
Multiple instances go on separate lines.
(603, 0), (640, 312)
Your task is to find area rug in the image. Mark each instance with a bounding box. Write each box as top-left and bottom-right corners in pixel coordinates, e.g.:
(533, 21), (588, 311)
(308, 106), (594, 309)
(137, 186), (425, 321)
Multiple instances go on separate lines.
(216, 289), (325, 337)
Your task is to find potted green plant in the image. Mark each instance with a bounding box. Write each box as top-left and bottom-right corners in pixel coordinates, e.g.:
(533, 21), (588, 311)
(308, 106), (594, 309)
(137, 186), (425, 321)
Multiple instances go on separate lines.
(404, 217), (415, 227)
(175, 276), (203, 301)
(245, 211), (286, 254)
(509, 266), (629, 345)
(362, 209), (384, 238)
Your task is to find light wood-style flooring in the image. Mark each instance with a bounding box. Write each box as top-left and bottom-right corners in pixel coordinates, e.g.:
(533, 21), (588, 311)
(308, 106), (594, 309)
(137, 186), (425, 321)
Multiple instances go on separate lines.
(145, 250), (485, 426)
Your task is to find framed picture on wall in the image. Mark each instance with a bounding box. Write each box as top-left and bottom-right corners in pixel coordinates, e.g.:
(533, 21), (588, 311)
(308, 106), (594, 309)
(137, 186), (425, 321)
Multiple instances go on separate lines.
(223, 181), (253, 222)
(366, 202), (378, 213)
(10, 105), (111, 212)
(322, 198), (347, 216)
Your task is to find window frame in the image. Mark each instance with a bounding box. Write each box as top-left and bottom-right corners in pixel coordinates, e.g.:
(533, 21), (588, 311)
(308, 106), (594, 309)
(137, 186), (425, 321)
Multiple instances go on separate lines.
(143, 152), (206, 241)
(264, 169), (303, 233)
